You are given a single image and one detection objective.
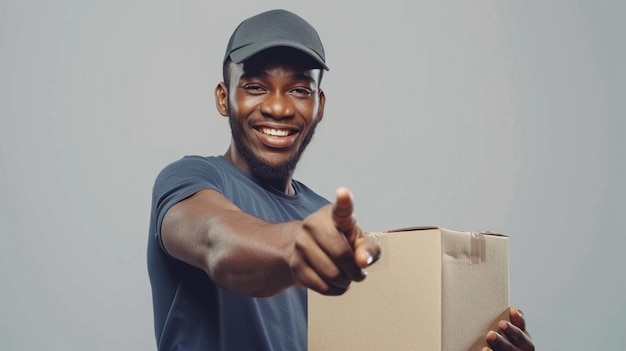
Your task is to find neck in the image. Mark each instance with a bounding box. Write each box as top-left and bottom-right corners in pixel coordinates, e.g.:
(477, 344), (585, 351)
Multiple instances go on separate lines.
(224, 147), (296, 195)
(266, 178), (296, 195)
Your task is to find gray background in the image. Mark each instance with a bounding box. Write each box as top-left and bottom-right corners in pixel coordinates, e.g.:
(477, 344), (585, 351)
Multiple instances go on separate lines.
(1, 0), (623, 349)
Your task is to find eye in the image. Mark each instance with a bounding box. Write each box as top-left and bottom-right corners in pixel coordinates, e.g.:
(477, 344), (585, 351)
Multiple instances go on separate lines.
(243, 84), (266, 95)
(290, 87), (313, 98)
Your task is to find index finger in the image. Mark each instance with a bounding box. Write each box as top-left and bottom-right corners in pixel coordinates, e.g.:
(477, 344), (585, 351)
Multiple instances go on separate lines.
(332, 187), (357, 245)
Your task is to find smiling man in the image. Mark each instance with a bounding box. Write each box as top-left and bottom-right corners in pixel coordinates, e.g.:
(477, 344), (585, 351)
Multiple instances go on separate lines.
(147, 9), (533, 351)
(147, 9), (380, 351)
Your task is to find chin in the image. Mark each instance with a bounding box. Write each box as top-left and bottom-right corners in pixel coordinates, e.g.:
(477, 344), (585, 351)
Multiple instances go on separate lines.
(259, 152), (295, 167)
(238, 148), (298, 182)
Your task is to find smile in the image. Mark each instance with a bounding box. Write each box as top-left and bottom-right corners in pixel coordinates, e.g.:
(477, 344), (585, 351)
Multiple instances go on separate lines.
(260, 127), (293, 137)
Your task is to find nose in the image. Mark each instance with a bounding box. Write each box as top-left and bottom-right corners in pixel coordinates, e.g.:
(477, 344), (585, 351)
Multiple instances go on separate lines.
(260, 92), (294, 119)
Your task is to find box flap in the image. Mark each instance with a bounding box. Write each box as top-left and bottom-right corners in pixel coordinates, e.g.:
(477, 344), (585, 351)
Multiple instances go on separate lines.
(382, 226), (507, 237)
(383, 226), (439, 232)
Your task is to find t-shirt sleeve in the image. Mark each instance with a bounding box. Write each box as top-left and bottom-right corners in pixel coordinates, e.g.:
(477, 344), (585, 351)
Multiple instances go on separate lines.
(151, 156), (223, 248)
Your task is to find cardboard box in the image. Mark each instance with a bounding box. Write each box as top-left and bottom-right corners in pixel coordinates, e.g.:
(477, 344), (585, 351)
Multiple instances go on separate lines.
(308, 227), (509, 351)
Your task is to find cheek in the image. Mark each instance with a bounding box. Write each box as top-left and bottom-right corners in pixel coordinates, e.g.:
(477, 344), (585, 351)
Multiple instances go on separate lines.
(298, 100), (320, 122)
(231, 94), (262, 115)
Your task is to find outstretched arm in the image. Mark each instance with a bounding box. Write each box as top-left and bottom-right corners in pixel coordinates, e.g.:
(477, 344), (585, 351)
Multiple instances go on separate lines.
(161, 187), (380, 297)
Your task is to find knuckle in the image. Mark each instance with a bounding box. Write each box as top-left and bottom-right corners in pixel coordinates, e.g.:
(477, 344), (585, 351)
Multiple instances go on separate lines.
(289, 257), (302, 274)
(293, 237), (305, 252)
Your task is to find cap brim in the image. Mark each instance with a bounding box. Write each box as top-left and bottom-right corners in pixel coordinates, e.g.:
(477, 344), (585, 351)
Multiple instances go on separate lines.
(228, 40), (329, 71)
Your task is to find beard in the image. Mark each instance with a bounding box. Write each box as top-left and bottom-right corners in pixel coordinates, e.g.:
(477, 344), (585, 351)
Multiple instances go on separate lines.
(228, 114), (317, 185)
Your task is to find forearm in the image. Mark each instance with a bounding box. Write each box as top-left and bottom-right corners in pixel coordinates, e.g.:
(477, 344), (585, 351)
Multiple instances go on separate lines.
(202, 211), (301, 297)
(161, 191), (301, 297)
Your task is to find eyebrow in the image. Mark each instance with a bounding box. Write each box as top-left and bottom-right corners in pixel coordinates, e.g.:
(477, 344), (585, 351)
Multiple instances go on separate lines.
(240, 71), (316, 84)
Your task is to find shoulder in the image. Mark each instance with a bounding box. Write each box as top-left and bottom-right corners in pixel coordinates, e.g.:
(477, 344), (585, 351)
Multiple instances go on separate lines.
(151, 155), (230, 196)
(156, 155), (227, 182)
(159, 155), (223, 174)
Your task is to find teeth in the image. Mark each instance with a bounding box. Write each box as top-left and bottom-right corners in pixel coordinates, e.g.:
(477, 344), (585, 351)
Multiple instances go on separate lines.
(261, 128), (290, 137)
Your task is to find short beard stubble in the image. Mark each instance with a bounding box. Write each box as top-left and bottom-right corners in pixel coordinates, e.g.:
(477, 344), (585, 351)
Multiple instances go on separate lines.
(228, 110), (318, 187)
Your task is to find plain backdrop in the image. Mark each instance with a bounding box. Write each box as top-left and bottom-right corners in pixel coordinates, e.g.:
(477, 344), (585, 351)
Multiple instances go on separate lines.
(1, 1), (624, 350)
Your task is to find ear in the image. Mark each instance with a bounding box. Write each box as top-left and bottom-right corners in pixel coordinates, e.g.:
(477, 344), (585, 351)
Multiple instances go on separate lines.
(215, 82), (229, 117)
(316, 89), (326, 123)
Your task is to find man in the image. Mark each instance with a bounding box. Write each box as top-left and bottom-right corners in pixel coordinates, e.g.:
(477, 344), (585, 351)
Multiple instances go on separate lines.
(147, 9), (534, 351)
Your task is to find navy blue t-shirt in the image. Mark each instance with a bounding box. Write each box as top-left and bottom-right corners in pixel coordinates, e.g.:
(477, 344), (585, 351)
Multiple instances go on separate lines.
(147, 155), (329, 350)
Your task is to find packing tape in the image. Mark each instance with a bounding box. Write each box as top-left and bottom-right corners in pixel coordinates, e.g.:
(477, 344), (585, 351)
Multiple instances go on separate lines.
(469, 232), (487, 265)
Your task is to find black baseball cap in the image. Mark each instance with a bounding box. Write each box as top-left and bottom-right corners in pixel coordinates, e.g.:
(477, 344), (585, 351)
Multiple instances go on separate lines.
(223, 9), (328, 70)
